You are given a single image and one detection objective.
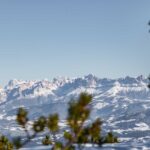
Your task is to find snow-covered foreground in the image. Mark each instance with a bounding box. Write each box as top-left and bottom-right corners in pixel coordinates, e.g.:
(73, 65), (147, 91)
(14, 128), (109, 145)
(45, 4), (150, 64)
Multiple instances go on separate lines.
(0, 74), (150, 149)
(20, 141), (150, 150)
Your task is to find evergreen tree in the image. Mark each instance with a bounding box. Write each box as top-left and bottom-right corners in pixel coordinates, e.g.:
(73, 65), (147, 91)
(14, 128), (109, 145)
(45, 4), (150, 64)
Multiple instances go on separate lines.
(148, 75), (150, 89)
(0, 135), (13, 150)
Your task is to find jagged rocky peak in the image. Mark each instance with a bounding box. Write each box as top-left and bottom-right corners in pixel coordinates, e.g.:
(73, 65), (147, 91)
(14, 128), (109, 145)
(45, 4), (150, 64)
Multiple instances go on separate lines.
(84, 74), (98, 80)
(5, 75), (147, 91)
(83, 74), (99, 86)
(5, 79), (38, 91)
(1, 75), (148, 103)
(5, 79), (25, 89)
(136, 75), (146, 81)
(52, 76), (71, 86)
(117, 75), (146, 85)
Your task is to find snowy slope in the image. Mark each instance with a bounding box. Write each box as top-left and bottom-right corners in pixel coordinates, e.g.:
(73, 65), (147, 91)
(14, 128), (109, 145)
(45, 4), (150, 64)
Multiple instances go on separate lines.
(0, 74), (150, 149)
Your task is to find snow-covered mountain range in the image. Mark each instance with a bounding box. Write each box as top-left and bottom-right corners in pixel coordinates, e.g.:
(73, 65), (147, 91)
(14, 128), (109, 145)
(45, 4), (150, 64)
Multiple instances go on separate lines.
(0, 74), (150, 149)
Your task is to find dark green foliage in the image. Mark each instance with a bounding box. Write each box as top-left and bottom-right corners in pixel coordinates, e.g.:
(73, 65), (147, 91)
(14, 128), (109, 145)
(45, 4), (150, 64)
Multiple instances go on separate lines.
(68, 95), (91, 122)
(0, 135), (13, 150)
(42, 135), (52, 145)
(16, 108), (28, 127)
(52, 142), (63, 150)
(148, 75), (150, 89)
(89, 118), (102, 143)
(13, 137), (22, 149)
(33, 116), (46, 132)
(104, 132), (118, 143)
(47, 114), (59, 132)
(148, 21), (150, 32)
(64, 131), (73, 142)
(66, 94), (102, 147)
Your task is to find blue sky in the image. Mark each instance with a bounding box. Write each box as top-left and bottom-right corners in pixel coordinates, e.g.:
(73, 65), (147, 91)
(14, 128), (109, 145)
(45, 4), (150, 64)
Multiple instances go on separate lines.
(0, 0), (150, 86)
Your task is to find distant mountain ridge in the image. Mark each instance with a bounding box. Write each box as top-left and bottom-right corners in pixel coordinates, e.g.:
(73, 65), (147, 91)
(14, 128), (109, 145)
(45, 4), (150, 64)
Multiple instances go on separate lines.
(0, 74), (148, 102)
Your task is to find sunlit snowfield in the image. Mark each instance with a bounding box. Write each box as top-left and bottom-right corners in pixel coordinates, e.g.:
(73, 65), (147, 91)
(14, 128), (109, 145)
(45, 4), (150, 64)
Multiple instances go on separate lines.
(0, 75), (150, 149)
(20, 142), (150, 150)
